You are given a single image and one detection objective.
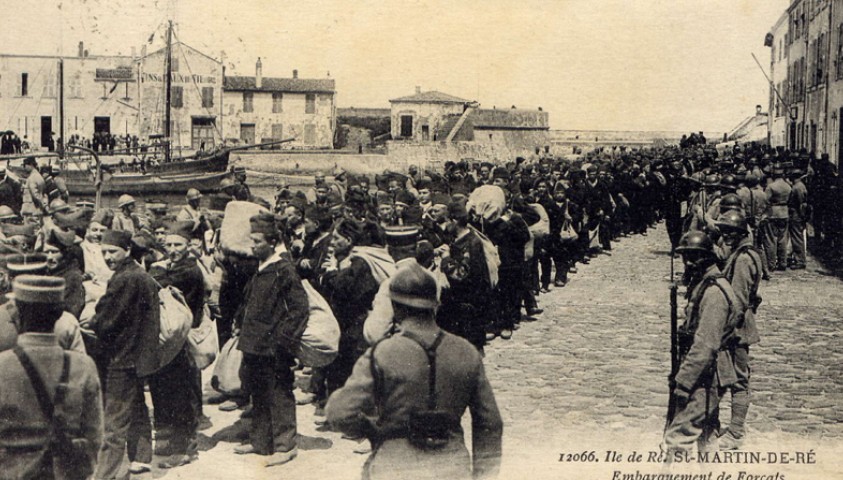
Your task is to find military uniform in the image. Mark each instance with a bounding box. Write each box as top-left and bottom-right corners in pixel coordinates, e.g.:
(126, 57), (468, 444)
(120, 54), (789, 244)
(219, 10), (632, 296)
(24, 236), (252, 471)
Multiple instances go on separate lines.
(761, 176), (791, 270)
(326, 329), (503, 480)
(721, 238), (762, 445)
(664, 264), (739, 453)
(787, 177), (808, 269)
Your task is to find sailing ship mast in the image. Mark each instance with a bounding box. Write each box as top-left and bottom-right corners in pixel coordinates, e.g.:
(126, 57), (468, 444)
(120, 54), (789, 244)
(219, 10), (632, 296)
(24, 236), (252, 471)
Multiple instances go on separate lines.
(58, 58), (65, 160)
(164, 20), (173, 163)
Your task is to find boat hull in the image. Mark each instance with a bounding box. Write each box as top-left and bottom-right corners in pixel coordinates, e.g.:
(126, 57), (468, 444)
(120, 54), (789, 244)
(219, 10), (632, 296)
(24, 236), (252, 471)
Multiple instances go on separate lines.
(66, 171), (230, 196)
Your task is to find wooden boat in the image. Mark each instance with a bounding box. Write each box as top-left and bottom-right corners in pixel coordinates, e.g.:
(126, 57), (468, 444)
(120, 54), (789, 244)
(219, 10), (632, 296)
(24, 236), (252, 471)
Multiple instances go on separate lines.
(65, 170), (231, 196)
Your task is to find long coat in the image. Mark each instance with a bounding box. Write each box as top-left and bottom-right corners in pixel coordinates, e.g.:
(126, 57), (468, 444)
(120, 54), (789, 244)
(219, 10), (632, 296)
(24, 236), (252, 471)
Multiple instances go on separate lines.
(326, 328), (503, 480)
(91, 258), (160, 377)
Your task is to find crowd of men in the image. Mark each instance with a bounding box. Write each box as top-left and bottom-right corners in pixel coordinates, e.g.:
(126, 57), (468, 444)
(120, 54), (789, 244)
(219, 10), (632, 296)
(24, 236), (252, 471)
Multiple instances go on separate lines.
(0, 139), (827, 478)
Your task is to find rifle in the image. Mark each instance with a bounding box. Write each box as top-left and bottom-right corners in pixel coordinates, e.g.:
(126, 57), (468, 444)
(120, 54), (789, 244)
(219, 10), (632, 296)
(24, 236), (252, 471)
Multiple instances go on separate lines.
(665, 248), (680, 430)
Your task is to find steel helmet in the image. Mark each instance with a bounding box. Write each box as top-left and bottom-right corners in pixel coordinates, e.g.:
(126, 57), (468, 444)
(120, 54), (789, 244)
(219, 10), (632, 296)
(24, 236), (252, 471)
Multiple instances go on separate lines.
(0, 205), (17, 220)
(220, 177), (236, 190)
(716, 209), (749, 235)
(745, 172), (759, 187)
(719, 193), (743, 213)
(186, 188), (202, 201)
(675, 230), (715, 256)
(720, 174), (737, 191)
(117, 194), (135, 208)
(48, 198), (71, 214)
(703, 174), (721, 188)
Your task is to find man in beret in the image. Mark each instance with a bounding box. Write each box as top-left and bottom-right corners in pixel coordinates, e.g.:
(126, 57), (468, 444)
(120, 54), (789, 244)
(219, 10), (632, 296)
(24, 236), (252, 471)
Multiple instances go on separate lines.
(231, 166), (252, 201)
(320, 218), (393, 395)
(0, 275), (103, 479)
(438, 201), (492, 351)
(148, 221), (207, 468)
(90, 229), (161, 477)
(233, 213), (309, 465)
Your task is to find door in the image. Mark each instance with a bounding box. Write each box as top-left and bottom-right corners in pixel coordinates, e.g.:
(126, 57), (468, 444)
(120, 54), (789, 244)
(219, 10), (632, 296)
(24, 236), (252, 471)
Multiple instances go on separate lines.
(94, 117), (111, 135)
(421, 125), (429, 141)
(192, 118), (216, 150)
(839, 109), (843, 164)
(240, 123), (256, 145)
(790, 122), (797, 150)
(40, 116), (52, 149)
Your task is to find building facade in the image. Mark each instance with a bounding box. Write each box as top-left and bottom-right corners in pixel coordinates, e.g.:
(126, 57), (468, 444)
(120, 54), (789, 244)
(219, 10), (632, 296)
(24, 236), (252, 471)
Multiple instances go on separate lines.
(389, 89), (470, 142)
(768, 0), (843, 164)
(222, 60), (336, 149)
(1, 45), (337, 153)
(138, 42), (224, 152)
(0, 45), (138, 151)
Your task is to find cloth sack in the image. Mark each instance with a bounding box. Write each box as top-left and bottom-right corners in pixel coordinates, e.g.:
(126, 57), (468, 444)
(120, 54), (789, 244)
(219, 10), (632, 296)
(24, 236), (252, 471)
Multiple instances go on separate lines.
(467, 225), (500, 288)
(211, 336), (243, 395)
(466, 185), (506, 223)
(219, 201), (268, 256)
(157, 285), (193, 369)
(187, 305), (219, 370)
(528, 203), (550, 239)
(296, 280), (340, 368)
(559, 219), (578, 243)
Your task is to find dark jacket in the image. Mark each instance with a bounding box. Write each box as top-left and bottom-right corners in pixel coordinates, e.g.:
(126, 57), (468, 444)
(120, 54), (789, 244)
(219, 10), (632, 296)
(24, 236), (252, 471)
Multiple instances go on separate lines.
(91, 258), (160, 376)
(51, 260), (86, 320)
(485, 213), (530, 269)
(235, 257), (309, 358)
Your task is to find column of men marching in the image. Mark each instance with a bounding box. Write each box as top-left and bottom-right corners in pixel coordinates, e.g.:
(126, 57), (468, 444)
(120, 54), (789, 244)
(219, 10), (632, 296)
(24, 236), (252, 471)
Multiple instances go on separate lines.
(0, 143), (820, 478)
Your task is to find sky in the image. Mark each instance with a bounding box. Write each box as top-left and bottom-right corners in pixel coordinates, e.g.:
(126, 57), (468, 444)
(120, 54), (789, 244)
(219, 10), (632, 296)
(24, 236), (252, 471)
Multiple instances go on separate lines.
(0, 0), (790, 133)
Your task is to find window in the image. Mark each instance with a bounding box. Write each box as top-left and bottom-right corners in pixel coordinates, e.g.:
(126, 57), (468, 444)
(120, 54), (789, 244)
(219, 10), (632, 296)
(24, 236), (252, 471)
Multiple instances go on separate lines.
(400, 115), (413, 137)
(171, 56), (179, 73)
(201, 87), (214, 108)
(172, 86), (184, 108)
(69, 74), (82, 98)
(243, 92), (253, 112)
(304, 124), (316, 145)
(20, 73), (28, 96)
(42, 77), (56, 98)
(271, 123), (283, 139)
(272, 92), (283, 113)
(838, 24), (843, 80)
(305, 93), (315, 114)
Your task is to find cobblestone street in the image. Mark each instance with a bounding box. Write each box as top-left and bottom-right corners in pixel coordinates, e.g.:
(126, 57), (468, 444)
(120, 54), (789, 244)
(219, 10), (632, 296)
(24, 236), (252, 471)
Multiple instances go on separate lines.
(149, 223), (843, 479)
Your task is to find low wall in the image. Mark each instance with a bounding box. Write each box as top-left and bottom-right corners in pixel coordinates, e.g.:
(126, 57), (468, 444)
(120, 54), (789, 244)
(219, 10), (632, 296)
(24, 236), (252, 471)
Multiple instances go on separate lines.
(232, 151), (402, 176)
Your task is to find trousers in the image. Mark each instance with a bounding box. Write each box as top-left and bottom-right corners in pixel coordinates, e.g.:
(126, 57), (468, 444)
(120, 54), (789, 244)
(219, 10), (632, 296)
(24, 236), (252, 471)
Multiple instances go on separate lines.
(664, 381), (724, 454)
(240, 352), (297, 455)
(788, 217), (806, 267)
(726, 346), (751, 438)
(95, 368), (152, 479)
(761, 219), (789, 270)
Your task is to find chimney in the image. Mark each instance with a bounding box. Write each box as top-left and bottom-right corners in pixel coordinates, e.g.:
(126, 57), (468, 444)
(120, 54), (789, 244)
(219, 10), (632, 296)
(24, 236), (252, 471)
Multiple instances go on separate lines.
(78, 41), (84, 58)
(756, 104), (762, 115)
(256, 57), (262, 89)
(84, 50), (89, 58)
(292, 69), (298, 79)
(415, 86), (421, 94)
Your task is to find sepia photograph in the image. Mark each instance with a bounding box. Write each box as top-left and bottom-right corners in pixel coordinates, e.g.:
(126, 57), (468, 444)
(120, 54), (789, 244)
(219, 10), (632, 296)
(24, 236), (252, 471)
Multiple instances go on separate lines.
(0, 0), (841, 479)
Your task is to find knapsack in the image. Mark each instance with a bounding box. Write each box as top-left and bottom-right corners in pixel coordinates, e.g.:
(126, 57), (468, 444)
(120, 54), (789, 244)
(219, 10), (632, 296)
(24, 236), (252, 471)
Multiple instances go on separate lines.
(13, 348), (94, 480)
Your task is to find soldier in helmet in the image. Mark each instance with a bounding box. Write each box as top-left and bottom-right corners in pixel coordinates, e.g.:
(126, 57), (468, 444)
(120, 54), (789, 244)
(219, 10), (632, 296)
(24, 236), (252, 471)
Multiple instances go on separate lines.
(326, 263), (502, 480)
(665, 230), (740, 455)
(786, 168), (808, 270)
(715, 210), (763, 450)
(177, 188), (213, 241)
